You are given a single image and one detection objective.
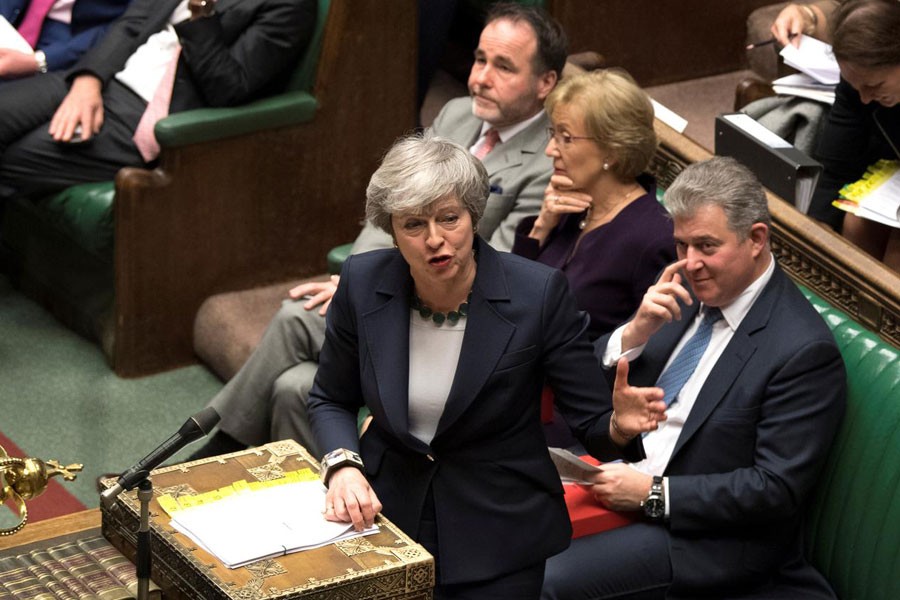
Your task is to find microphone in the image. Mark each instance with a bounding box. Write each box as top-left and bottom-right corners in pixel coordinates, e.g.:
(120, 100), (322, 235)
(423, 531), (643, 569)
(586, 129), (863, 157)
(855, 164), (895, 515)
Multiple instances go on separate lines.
(100, 407), (220, 507)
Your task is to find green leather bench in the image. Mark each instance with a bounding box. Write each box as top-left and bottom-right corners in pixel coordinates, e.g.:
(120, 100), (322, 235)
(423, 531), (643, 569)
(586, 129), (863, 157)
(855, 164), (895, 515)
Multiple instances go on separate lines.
(802, 286), (900, 600)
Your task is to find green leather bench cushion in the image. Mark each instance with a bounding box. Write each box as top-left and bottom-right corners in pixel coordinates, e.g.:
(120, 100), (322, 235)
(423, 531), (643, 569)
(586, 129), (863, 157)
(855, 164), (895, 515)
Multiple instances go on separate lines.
(327, 243), (352, 275)
(25, 181), (117, 260)
(800, 285), (900, 600)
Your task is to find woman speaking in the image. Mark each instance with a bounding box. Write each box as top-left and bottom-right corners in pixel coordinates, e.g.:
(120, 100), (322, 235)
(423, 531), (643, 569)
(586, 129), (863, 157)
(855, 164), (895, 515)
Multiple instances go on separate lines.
(307, 134), (665, 600)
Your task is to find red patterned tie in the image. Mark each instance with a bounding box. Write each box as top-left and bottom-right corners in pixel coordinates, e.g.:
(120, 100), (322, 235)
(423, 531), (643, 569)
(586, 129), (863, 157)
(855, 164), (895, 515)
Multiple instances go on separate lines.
(132, 47), (181, 162)
(473, 128), (500, 160)
(17, 0), (57, 48)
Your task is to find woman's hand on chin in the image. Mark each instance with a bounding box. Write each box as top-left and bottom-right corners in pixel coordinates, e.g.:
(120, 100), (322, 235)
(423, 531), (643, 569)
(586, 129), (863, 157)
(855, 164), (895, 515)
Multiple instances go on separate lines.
(324, 468), (383, 531)
(530, 181), (593, 243)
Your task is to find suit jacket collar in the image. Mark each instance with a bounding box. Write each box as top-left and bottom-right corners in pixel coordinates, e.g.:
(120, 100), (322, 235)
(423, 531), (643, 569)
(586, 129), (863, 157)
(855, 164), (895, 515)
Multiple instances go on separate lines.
(667, 265), (787, 464)
(480, 112), (549, 176)
(361, 238), (515, 450)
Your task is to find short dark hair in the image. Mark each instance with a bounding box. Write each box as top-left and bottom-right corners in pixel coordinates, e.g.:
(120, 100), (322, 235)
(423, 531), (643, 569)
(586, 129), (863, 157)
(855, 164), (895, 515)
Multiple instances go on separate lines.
(832, 0), (900, 68)
(485, 3), (568, 79)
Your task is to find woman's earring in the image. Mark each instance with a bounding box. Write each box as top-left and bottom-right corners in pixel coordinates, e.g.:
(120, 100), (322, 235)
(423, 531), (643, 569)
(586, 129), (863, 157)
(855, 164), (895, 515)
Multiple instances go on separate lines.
(602, 162), (610, 171)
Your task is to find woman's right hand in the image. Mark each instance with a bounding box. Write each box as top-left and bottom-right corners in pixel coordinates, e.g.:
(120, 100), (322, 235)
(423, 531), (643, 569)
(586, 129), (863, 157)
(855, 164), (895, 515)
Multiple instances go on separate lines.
(529, 175), (593, 244)
(771, 4), (813, 47)
(324, 467), (382, 531)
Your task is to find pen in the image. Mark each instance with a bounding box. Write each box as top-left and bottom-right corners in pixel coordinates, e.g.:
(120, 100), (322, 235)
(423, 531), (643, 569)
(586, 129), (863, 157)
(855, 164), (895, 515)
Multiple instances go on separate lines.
(745, 32), (797, 50)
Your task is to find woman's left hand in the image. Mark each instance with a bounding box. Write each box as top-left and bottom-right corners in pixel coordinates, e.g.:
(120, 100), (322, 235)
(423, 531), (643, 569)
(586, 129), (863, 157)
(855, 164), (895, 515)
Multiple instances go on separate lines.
(324, 467), (382, 531)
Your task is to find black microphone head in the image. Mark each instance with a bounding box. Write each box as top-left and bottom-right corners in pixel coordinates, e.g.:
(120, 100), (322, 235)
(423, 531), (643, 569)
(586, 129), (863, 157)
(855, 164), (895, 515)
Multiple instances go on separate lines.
(193, 406), (221, 434)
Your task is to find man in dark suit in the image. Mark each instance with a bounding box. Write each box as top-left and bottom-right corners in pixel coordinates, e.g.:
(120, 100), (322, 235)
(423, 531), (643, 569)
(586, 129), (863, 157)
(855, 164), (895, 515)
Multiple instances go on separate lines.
(0, 0), (316, 198)
(541, 156), (846, 599)
(0, 0), (131, 78)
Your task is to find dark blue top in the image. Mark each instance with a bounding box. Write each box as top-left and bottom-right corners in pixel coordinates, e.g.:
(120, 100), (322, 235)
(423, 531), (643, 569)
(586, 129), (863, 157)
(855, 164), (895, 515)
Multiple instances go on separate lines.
(513, 174), (675, 340)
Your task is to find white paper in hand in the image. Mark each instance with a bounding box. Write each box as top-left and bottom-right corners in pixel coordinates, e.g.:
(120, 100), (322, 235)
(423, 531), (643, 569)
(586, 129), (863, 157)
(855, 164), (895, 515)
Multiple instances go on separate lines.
(780, 35), (840, 85)
(0, 16), (34, 53)
(549, 447), (603, 484)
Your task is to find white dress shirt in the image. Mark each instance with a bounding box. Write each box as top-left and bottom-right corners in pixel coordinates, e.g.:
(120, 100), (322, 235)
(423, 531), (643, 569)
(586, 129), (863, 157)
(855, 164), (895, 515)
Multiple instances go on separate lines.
(114, 1), (191, 103)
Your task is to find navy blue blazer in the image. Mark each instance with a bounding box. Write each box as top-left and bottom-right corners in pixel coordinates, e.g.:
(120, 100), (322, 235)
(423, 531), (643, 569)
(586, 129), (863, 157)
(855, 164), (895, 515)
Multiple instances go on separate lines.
(308, 236), (611, 584)
(595, 264), (846, 595)
(1, 0), (131, 71)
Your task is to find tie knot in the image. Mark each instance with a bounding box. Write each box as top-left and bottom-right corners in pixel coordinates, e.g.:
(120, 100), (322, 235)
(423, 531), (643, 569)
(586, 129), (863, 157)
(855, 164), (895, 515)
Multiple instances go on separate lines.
(703, 306), (723, 325)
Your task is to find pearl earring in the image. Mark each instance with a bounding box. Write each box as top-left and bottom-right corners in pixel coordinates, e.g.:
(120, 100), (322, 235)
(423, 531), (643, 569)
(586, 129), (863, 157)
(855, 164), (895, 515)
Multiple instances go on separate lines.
(602, 162), (609, 171)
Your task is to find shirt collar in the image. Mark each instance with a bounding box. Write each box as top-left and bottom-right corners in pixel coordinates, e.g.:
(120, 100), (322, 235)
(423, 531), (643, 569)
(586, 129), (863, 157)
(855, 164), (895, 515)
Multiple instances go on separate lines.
(479, 110), (545, 144)
(706, 254), (775, 331)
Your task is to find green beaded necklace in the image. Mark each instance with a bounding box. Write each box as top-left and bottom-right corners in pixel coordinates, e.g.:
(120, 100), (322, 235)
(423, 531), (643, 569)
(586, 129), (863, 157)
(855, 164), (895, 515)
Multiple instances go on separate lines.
(411, 292), (472, 326)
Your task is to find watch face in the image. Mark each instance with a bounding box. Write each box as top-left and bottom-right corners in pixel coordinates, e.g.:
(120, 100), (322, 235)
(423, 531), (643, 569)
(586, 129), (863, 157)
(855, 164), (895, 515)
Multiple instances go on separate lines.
(644, 497), (665, 519)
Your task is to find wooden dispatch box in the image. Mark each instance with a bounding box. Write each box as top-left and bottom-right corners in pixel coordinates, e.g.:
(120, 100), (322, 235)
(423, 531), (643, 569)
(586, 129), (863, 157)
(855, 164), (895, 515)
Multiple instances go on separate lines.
(99, 440), (434, 599)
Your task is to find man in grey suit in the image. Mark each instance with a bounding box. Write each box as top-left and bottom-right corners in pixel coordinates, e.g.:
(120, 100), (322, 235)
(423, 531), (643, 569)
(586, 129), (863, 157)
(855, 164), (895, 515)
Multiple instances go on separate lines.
(190, 3), (567, 460)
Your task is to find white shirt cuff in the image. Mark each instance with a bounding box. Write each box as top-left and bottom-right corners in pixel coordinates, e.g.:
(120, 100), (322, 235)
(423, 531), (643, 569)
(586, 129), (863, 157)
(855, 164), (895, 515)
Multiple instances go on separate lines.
(602, 325), (646, 368)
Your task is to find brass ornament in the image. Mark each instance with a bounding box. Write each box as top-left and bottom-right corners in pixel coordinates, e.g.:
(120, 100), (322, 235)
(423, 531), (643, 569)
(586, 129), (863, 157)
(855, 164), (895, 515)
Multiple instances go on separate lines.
(0, 444), (83, 536)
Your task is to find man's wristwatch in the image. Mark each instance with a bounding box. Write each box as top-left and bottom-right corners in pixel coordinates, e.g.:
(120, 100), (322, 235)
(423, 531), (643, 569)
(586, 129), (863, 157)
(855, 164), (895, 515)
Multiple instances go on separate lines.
(641, 475), (666, 521)
(34, 50), (48, 74)
(320, 448), (364, 487)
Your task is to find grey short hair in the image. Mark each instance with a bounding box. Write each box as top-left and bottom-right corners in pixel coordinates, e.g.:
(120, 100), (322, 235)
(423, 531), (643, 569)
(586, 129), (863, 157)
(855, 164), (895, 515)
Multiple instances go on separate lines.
(664, 156), (771, 240)
(366, 134), (489, 235)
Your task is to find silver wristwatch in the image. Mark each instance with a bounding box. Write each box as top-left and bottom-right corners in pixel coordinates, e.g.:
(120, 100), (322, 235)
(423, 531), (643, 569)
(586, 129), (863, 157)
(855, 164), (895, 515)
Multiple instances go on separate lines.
(320, 448), (364, 486)
(34, 50), (48, 74)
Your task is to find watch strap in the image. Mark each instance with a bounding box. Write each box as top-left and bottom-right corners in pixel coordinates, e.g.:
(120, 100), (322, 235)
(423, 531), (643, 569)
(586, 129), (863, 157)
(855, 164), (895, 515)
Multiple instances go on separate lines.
(320, 448), (364, 487)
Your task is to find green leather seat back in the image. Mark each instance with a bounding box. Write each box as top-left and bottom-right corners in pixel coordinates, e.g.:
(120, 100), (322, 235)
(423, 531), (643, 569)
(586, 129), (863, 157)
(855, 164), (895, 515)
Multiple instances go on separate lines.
(287, 0), (331, 92)
(800, 286), (900, 600)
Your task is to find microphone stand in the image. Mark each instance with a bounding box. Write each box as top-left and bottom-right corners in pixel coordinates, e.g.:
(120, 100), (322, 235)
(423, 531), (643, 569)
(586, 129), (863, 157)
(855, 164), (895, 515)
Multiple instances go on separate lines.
(136, 479), (153, 600)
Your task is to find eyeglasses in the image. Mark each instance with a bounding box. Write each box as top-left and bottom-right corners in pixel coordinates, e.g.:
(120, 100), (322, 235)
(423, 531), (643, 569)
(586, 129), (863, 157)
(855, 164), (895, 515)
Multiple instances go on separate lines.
(547, 127), (595, 147)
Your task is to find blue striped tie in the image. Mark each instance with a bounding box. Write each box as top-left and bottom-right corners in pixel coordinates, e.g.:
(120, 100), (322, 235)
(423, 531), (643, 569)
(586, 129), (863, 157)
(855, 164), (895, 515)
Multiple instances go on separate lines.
(655, 307), (723, 407)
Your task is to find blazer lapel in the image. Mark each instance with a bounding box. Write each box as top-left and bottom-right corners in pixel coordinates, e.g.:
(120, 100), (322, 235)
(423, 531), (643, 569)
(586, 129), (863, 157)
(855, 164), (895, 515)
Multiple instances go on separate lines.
(668, 268), (784, 461)
(434, 240), (515, 437)
(361, 254), (423, 449)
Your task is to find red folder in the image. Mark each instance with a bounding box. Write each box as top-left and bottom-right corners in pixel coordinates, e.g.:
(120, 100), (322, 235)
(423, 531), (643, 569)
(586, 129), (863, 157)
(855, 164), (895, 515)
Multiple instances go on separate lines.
(563, 455), (639, 538)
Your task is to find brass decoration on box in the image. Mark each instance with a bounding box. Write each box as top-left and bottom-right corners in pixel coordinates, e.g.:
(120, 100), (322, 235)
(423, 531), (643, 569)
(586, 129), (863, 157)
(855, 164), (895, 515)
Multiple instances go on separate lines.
(0, 444), (83, 536)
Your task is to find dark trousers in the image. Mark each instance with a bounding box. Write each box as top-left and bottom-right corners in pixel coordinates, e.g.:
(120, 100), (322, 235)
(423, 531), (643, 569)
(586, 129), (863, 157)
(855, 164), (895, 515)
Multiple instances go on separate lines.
(541, 522), (672, 600)
(0, 75), (147, 200)
(418, 487), (546, 600)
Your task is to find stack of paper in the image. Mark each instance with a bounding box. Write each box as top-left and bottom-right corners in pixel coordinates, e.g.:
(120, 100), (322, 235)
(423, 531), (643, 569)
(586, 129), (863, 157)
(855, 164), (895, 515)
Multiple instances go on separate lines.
(163, 475), (379, 568)
(779, 35), (840, 85)
(772, 73), (836, 104)
(775, 35), (840, 105)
